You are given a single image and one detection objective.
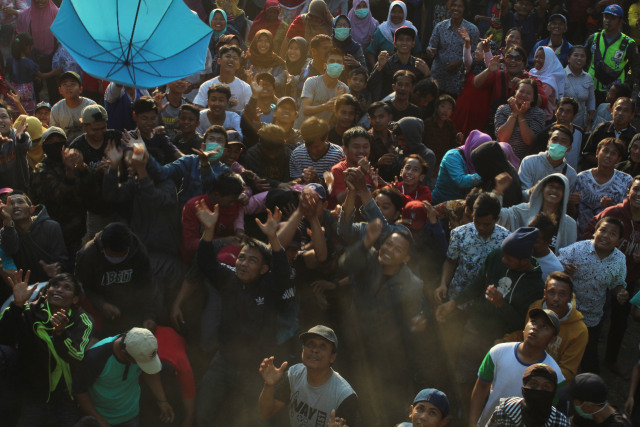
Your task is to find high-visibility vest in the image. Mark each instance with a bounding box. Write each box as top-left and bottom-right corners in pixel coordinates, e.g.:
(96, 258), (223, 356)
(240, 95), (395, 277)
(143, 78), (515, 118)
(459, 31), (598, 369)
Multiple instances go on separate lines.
(588, 30), (631, 92)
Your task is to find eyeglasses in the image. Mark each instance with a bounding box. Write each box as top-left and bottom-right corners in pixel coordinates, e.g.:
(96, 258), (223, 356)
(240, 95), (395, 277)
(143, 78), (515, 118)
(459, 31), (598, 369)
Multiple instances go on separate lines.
(506, 54), (523, 61)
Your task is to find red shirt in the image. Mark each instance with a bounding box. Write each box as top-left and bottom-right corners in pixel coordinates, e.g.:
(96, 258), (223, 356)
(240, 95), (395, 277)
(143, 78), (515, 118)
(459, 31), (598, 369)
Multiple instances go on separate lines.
(482, 70), (548, 110)
(155, 327), (196, 399)
(389, 181), (432, 206)
(328, 160), (372, 208)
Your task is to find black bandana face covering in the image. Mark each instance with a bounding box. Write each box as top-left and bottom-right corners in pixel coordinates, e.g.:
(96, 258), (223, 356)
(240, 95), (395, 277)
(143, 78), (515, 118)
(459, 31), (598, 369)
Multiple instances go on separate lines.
(43, 141), (64, 163)
(521, 387), (555, 426)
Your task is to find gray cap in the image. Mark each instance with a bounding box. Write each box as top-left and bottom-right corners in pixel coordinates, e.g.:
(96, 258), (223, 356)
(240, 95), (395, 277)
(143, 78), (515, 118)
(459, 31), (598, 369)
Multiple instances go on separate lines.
(299, 325), (338, 350)
(41, 126), (67, 143)
(81, 104), (108, 124)
(529, 308), (561, 335)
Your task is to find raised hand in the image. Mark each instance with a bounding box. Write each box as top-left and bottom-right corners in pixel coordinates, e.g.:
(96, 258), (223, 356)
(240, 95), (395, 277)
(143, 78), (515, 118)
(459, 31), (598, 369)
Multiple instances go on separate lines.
(255, 208), (283, 239)
(101, 302), (121, 321)
(485, 285), (504, 307)
(457, 27), (470, 44)
(259, 356), (288, 386)
(7, 269), (36, 306)
(104, 139), (123, 168)
(14, 116), (26, 138)
(415, 57), (430, 75)
(152, 91), (169, 113)
(377, 50), (390, 70)
(39, 260), (61, 278)
(494, 171), (513, 194)
(7, 90), (21, 105)
(487, 55), (501, 72)
(121, 129), (144, 149)
(328, 410), (349, 427)
(50, 309), (70, 335)
(0, 200), (13, 224)
(195, 200), (219, 230)
(364, 218), (382, 248)
(422, 201), (438, 224)
(62, 147), (83, 170)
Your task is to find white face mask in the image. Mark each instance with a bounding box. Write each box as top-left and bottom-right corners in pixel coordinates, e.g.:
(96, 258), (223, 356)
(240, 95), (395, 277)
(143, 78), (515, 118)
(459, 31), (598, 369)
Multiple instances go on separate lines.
(103, 249), (129, 264)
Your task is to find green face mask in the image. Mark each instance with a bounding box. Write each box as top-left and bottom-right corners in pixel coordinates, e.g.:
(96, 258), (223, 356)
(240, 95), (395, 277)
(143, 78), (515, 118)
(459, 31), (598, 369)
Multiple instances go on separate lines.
(334, 27), (350, 41)
(574, 402), (607, 420)
(355, 8), (369, 18)
(204, 142), (224, 162)
(548, 143), (568, 161)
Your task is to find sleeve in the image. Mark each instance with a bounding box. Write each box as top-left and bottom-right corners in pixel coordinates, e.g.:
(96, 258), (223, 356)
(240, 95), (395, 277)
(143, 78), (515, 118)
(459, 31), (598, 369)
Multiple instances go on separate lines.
(626, 39), (640, 84)
(609, 257), (627, 289)
(585, 78), (596, 112)
(494, 104), (509, 129)
(517, 157), (537, 193)
(446, 228), (462, 260)
(582, 126), (601, 156)
(353, 47), (367, 71)
(75, 249), (106, 310)
(454, 254), (491, 305)
(104, 83), (125, 104)
(71, 343), (113, 394)
(269, 249), (292, 293)
(181, 201), (203, 260)
(0, 225), (20, 256)
(427, 23), (440, 50)
(135, 177), (178, 208)
(557, 244), (572, 266)
(196, 240), (229, 289)
(339, 240), (375, 275)
(0, 303), (23, 345)
(365, 29), (381, 54)
(14, 132), (31, 152)
(443, 151), (481, 189)
(477, 349), (495, 382)
(193, 83), (210, 107)
(367, 65), (383, 101)
(300, 77), (315, 101)
(289, 150), (302, 178)
(273, 371), (291, 403)
(44, 221), (68, 266)
(556, 326), (588, 383)
(336, 394), (360, 426)
(53, 311), (94, 363)
(101, 168), (134, 203)
(330, 164), (347, 197)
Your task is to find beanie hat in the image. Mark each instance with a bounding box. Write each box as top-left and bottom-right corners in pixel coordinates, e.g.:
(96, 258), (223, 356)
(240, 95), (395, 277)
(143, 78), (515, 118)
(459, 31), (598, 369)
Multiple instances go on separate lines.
(501, 227), (539, 259)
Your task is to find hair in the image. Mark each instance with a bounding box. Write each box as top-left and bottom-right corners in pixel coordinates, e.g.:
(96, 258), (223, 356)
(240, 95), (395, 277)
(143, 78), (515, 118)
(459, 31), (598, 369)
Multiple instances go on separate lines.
(596, 137), (626, 159)
(402, 154), (429, 176)
(528, 212), (558, 242)
(218, 44), (242, 57)
(595, 216), (624, 237)
(335, 93), (359, 115)
(209, 170), (245, 197)
(310, 33), (332, 50)
(342, 126), (370, 148)
(515, 78), (538, 106)
(11, 32), (33, 60)
(367, 101), (392, 116)
(392, 69), (416, 85)
(384, 226), (414, 251)
(613, 96), (635, 111)
(610, 82), (632, 99)
(630, 137), (640, 157)
(258, 124), (286, 147)
(545, 271), (574, 295)
(414, 77), (439, 98)
(179, 103), (200, 119)
(215, 34), (243, 53)
(301, 117), (329, 146)
(548, 123), (573, 144)
(464, 187), (482, 211)
(45, 273), (84, 299)
(325, 47), (345, 61)
(505, 45), (527, 63)
(505, 27), (523, 41)
(8, 191), (32, 206)
(434, 94), (456, 113)
(349, 67), (368, 80)
(207, 83), (232, 101)
(101, 222), (132, 252)
(132, 96), (157, 115)
(473, 192), (501, 219)
(568, 44), (586, 57)
(243, 237), (272, 267)
(203, 125), (229, 143)
(372, 186), (405, 213)
(256, 72), (276, 87)
(556, 97), (579, 116)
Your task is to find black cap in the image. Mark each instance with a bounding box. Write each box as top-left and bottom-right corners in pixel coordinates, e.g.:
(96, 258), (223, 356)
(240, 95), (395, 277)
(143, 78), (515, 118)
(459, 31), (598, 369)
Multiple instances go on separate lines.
(299, 325), (338, 350)
(523, 363), (558, 387)
(559, 373), (607, 403)
(394, 26), (416, 41)
(529, 308), (561, 335)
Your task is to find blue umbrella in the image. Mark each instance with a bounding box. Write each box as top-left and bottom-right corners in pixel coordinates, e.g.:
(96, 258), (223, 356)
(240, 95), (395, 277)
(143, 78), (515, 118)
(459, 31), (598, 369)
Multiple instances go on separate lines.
(50, 0), (212, 88)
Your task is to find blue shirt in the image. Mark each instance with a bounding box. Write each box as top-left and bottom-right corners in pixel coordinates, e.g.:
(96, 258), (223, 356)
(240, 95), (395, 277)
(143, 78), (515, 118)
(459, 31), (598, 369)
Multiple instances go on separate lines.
(365, 27), (422, 56)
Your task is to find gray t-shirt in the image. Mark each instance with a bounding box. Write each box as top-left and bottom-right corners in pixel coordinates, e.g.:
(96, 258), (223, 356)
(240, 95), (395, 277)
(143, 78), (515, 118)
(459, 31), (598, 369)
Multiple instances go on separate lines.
(296, 75), (348, 127)
(274, 363), (358, 427)
(50, 97), (96, 142)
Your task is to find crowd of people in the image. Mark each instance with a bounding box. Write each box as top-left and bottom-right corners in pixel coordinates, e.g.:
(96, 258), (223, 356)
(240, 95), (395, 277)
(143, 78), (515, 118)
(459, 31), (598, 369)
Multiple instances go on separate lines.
(3, 0), (640, 426)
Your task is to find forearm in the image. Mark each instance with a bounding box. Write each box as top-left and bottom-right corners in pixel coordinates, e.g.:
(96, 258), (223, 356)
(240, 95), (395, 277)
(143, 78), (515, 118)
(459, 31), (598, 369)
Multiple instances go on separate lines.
(276, 209), (302, 247)
(308, 217), (327, 263)
(469, 380), (491, 426)
(302, 101), (332, 116)
(143, 372), (169, 402)
(629, 364), (640, 399)
(518, 117), (535, 146)
(440, 258), (458, 289)
(75, 393), (110, 426)
(258, 384), (279, 419)
(473, 68), (492, 88)
(496, 114), (517, 141)
(181, 397), (195, 427)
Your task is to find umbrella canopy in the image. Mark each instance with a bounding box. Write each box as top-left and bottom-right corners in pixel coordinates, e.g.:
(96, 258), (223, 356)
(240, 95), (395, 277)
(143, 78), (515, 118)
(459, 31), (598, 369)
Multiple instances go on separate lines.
(51, 0), (212, 88)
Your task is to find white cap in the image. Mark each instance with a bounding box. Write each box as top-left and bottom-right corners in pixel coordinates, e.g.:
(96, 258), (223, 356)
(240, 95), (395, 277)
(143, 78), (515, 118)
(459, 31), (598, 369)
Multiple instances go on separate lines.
(123, 327), (162, 374)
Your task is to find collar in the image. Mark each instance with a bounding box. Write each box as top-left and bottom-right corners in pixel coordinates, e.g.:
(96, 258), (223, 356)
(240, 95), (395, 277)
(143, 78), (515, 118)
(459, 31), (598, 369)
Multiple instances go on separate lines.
(565, 65), (587, 77)
(606, 121), (629, 135)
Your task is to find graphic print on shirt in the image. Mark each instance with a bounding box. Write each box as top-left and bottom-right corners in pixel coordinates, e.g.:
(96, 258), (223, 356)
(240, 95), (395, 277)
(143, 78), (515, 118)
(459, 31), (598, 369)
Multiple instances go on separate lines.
(101, 269), (133, 286)
(290, 390), (328, 427)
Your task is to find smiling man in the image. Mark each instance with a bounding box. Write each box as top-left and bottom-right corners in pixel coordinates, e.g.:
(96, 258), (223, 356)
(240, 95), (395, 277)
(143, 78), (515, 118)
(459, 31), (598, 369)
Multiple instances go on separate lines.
(258, 325), (358, 427)
(329, 126), (372, 207)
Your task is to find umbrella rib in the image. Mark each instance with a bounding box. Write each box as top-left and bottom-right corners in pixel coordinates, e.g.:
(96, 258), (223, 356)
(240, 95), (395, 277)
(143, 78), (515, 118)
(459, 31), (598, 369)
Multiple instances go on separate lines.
(131, 2), (173, 61)
(132, 32), (212, 64)
(124, 0), (144, 66)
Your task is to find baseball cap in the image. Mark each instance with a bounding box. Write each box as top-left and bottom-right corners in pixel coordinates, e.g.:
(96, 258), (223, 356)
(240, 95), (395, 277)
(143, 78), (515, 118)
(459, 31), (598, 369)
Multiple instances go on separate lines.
(123, 328), (162, 374)
(81, 104), (108, 125)
(602, 4), (624, 18)
(559, 373), (608, 403)
(522, 363), (558, 387)
(226, 129), (245, 148)
(548, 13), (567, 24)
(35, 101), (51, 112)
(59, 70), (82, 85)
(276, 96), (297, 109)
(41, 126), (67, 143)
(0, 187), (13, 195)
(14, 115), (43, 141)
(528, 308), (561, 335)
(299, 325), (338, 350)
(501, 227), (539, 259)
(401, 200), (428, 231)
(304, 183), (327, 201)
(413, 388), (450, 418)
(394, 26), (416, 41)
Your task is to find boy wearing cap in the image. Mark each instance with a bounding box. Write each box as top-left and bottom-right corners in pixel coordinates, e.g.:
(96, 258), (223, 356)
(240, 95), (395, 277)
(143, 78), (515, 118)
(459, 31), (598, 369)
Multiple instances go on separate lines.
(73, 327), (175, 427)
(369, 26), (430, 101)
(564, 373), (631, 426)
(487, 363), (570, 426)
(272, 96), (303, 147)
(49, 71), (96, 142)
(528, 14), (572, 67)
(396, 388), (450, 427)
(258, 325), (358, 426)
(471, 309), (566, 426)
(35, 101), (52, 127)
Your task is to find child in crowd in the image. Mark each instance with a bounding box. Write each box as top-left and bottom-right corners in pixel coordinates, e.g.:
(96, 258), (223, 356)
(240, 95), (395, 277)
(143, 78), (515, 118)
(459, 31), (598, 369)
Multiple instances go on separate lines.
(396, 388), (451, 427)
(385, 154), (432, 205)
(130, 96), (181, 165)
(592, 82), (631, 130)
(197, 84), (243, 139)
(49, 71), (96, 142)
(348, 67), (371, 121)
(171, 104), (203, 155)
(423, 95), (460, 175)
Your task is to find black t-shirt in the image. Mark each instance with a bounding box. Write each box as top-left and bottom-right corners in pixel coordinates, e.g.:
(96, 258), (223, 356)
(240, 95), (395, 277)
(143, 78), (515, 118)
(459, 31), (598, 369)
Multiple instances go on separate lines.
(573, 409), (632, 427)
(69, 134), (108, 169)
(384, 100), (423, 122)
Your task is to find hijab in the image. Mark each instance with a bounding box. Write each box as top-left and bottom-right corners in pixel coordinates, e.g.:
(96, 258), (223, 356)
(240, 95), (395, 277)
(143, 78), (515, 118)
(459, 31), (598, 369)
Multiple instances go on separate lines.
(249, 0), (282, 41)
(217, 0), (244, 21)
(302, 0), (333, 42)
(499, 141), (521, 170)
(529, 46), (565, 99)
(247, 30), (286, 69)
(286, 37), (309, 75)
(460, 130), (492, 174)
(209, 9), (228, 37)
(348, 0), (378, 48)
(16, 0), (58, 55)
(332, 15), (361, 56)
(471, 141), (523, 207)
(379, 1), (417, 44)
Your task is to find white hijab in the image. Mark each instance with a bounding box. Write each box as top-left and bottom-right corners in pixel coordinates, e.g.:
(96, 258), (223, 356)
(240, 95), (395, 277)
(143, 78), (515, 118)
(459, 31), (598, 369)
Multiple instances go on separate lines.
(378, 0), (417, 43)
(529, 46), (565, 99)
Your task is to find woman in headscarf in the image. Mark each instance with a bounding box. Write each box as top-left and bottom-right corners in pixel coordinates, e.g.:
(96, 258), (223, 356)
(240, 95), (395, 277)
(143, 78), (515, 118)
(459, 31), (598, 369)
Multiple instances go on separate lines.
(471, 141), (523, 207)
(616, 133), (640, 177)
(347, 0), (378, 50)
(332, 15), (367, 72)
(365, 1), (421, 68)
(280, 36), (309, 96)
(284, 0), (332, 45)
(207, 9), (242, 60)
(248, 0), (287, 49)
(216, 0), (248, 41)
(16, 0), (58, 102)
(431, 130), (490, 204)
(244, 29), (286, 83)
(529, 45), (565, 121)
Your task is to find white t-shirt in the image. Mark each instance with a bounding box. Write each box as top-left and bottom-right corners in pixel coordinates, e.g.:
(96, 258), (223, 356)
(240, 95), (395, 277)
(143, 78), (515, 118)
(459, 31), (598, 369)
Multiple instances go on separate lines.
(476, 342), (565, 427)
(296, 75), (348, 127)
(536, 251), (564, 281)
(193, 76), (252, 114)
(49, 97), (96, 142)
(197, 109), (243, 139)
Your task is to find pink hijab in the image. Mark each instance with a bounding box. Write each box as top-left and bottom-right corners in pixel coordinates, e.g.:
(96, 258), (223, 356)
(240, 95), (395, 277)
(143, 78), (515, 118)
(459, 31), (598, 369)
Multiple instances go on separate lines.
(17, 0), (58, 55)
(462, 130), (492, 174)
(499, 142), (521, 170)
(347, 0), (378, 48)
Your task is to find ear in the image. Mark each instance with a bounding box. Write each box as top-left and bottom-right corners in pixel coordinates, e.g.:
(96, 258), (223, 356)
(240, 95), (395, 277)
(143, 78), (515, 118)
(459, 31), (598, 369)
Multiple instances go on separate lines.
(439, 417), (450, 427)
(72, 295), (80, 306)
(408, 405), (414, 418)
(29, 205), (36, 214)
(402, 253), (411, 264)
(260, 264), (270, 275)
(217, 57), (222, 65)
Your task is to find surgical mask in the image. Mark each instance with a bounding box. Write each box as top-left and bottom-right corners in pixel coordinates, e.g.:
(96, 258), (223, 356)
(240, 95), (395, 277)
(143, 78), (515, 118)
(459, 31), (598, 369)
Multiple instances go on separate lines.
(43, 141), (65, 163)
(521, 387), (555, 425)
(355, 8), (369, 18)
(103, 249), (129, 264)
(334, 28), (350, 41)
(205, 142), (224, 162)
(326, 63), (344, 78)
(548, 143), (568, 161)
(574, 401), (608, 420)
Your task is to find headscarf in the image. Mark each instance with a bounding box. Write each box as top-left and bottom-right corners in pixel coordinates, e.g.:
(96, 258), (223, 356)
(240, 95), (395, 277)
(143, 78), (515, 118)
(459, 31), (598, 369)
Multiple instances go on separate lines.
(471, 141), (523, 207)
(217, 0), (244, 21)
(378, 0), (417, 44)
(248, 0), (282, 41)
(247, 30), (286, 69)
(16, 0), (58, 55)
(348, 0), (378, 47)
(286, 37), (309, 75)
(529, 46), (565, 99)
(209, 9), (228, 37)
(499, 141), (521, 170)
(302, 0), (333, 42)
(332, 15), (361, 56)
(461, 130), (492, 174)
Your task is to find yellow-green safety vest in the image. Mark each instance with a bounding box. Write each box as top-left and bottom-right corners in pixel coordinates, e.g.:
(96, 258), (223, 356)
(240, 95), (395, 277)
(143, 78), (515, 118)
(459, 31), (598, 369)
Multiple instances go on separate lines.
(588, 30), (631, 92)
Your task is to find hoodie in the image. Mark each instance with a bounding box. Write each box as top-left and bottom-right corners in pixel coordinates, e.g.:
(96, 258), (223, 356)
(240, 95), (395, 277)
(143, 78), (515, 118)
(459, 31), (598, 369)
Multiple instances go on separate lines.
(0, 128), (31, 191)
(498, 173), (577, 252)
(390, 117), (436, 185)
(471, 141), (523, 207)
(502, 298), (588, 384)
(0, 205), (68, 283)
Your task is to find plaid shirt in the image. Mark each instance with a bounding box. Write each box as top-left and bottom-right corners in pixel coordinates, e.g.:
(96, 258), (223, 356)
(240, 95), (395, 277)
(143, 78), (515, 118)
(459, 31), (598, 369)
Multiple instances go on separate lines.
(487, 397), (570, 427)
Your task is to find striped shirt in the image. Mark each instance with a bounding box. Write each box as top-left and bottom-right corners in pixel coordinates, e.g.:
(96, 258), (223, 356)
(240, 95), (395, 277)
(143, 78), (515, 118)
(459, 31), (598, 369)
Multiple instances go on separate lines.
(487, 397), (570, 426)
(289, 143), (344, 178)
(494, 104), (546, 160)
